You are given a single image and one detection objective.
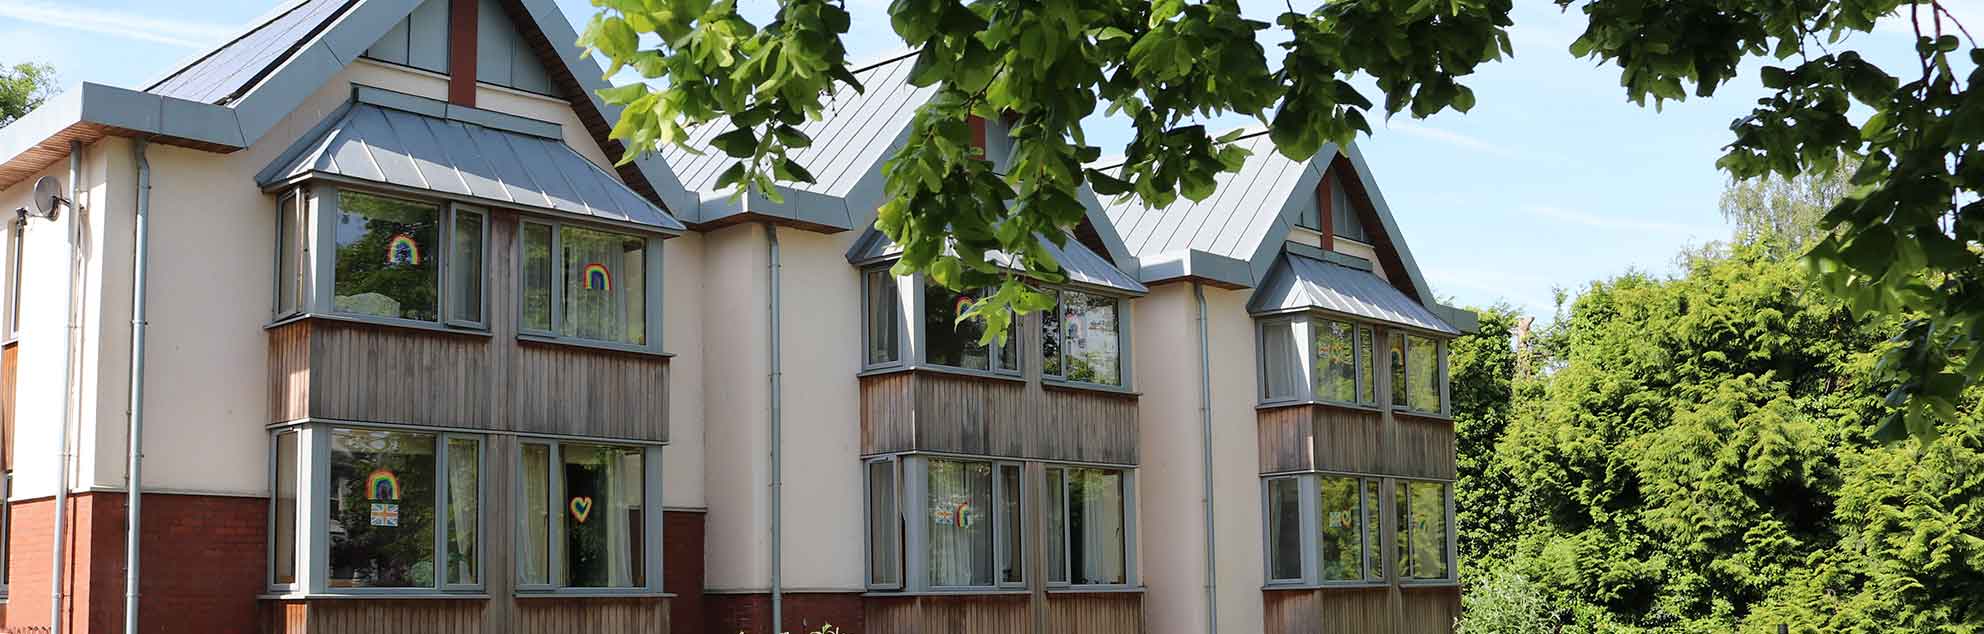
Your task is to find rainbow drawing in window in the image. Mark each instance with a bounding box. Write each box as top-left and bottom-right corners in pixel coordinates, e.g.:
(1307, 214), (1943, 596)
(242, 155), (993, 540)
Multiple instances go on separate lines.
(953, 294), (976, 316)
(365, 468), (401, 501)
(582, 262), (612, 291)
(385, 233), (421, 266)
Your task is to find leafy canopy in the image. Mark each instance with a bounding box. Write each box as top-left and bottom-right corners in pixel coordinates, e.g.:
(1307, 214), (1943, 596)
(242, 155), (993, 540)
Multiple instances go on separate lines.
(581, 0), (1982, 442)
(0, 62), (57, 128)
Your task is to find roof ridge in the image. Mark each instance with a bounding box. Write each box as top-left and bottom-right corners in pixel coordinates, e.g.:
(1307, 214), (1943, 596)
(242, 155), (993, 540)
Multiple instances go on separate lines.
(140, 0), (335, 93)
(849, 48), (920, 74)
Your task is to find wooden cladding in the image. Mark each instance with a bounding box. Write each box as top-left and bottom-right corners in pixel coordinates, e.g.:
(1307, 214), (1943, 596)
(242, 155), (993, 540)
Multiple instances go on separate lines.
(1258, 402), (1451, 479)
(1263, 585), (1459, 634)
(268, 318), (669, 441)
(860, 369), (1138, 464)
(259, 596), (670, 634)
(867, 592), (1141, 634)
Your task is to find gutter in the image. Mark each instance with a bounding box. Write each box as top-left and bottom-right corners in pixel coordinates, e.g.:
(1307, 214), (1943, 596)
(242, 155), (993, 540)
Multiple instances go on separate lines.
(765, 223), (784, 631)
(1193, 281), (1217, 634)
(51, 140), (85, 634)
(123, 138), (153, 634)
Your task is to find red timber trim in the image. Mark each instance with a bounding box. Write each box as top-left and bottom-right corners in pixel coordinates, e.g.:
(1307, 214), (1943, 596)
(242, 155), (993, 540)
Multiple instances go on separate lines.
(704, 592), (863, 634)
(1316, 170), (1335, 251)
(663, 510), (706, 634)
(5, 492), (265, 634)
(968, 115), (988, 156)
(448, 0), (480, 107)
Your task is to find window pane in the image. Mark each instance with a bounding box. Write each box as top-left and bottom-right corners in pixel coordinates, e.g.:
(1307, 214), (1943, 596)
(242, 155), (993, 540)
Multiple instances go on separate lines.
(521, 223), (553, 332)
(995, 321), (1021, 373)
(1265, 478), (1302, 580)
(1061, 291), (1121, 385)
(865, 270), (900, 365)
(1408, 336), (1440, 413)
(333, 192), (438, 321)
(1318, 477), (1364, 581)
(1364, 479), (1383, 581)
(1262, 321), (1302, 399)
(1395, 481), (1410, 578)
(277, 194), (304, 315)
(560, 227), (647, 345)
(927, 459), (993, 586)
(1358, 327), (1376, 404)
(446, 438), (479, 585)
(562, 444), (646, 587)
(273, 431), (298, 585)
(1068, 469), (1126, 585)
(1040, 289), (1063, 376)
(1408, 481), (1449, 579)
(328, 428), (436, 588)
(924, 285), (990, 370)
(1390, 332), (1408, 407)
(520, 443), (551, 585)
(449, 211), (484, 324)
(1315, 320), (1357, 402)
(1046, 468), (1068, 584)
(998, 464), (1023, 585)
(867, 461), (900, 586)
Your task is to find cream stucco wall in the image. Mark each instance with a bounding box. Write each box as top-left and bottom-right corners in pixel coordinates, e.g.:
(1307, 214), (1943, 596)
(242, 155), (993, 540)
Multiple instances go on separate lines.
(697, 223), (771, 591)
(1134, 282), (1267, 634)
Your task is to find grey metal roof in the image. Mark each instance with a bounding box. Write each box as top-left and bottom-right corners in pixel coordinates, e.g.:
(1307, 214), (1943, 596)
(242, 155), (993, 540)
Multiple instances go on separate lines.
(847, 228), (1147, 296)
(1249, 253), (1457, 335)
(1101, 130), (1322, 272)
(261, 102), (684, 232)
(145, 0), (355, 105)
(666, 50), (930, 199)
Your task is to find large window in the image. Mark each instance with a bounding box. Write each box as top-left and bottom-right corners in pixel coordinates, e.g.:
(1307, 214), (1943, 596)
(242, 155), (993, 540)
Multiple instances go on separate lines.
(1260, 317), (1381, 406)
(282, 189), (485, 326)
(923, 284), (1018, 373)
(1263, 474), (1418, 586)
(267, 425), (485, 594)
(864, 269), (900, 367)
(332, 192), (440, 322)
(1041, 289), (1123, 386)
(867, 457), (1133, 591)
(517, 441), (655, 589)
(520, 222), (655, 347)
(1396, 480), (1451, 580)
(1391, 333), (1446, 414)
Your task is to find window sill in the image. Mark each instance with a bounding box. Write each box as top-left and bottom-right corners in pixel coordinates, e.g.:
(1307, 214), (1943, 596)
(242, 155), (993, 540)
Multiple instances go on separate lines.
(265, 312), (492, 339)
(1256, 399), (1382, 413)
(1398, 580), (1461, 589)
(259, 592), (490, 600)
(514, 590), (674, 599)
(1261, 582), (1390, 591)
(859, 363), (1025, 384)
(1391, 408), (1455, 422)
(1046, 585), (1144, 595)
(862, 588), (1031, 597)
(1040, 378), (1139, 397)
(516, 333), (672, 359)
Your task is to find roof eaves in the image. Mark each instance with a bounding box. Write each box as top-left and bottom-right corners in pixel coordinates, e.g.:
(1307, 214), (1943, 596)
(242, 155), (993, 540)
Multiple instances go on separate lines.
(0, 83), (247, 189)
(1136, 249), (1253, 289)
(694, 186), (854, 232)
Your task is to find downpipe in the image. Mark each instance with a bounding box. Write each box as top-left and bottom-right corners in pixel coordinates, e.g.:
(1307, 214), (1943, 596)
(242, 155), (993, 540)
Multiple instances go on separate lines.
(51, 140), (85, 634)
(766, 223), (784, 632)
(1194, 282), (1218, 634)
(123, 139), (153, 634)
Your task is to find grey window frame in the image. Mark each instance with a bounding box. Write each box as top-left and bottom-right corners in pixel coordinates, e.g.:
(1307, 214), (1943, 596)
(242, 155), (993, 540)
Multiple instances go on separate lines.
(514, 218), (666, 354)
(0, 471), (12, 596)
(270, 423), (486, 596)
(911, 275), (1021, 377)
(860, 267), (905, 370)
(1260, 315), (1427, 411)
(444, 204), (491, 329)
(6, 217), (25, 340)
(1039, 287), (1133, 389)
(272, 188), (307, 319)
(888, 457), (1135, 593)
(863, 456), (903, 590)
(1260, 475), (1314, 585)
(1393, 478), (1458, 585)
(267, 429), (301, 592)
(1391, 332), (1450, 416)
(993, 461), (1026, 589)
(288, 185), (487, 332)
(1257, 317), (1308, 403)
(512, 438), (666, 595)
(1044, 464), (1139, 590)
(1260, 472), (1407, 588)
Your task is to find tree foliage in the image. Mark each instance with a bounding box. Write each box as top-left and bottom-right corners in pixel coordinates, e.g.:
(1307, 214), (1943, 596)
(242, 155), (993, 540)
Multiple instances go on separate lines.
(582, 0), (1983, 441)
(0, 62), (57, 128)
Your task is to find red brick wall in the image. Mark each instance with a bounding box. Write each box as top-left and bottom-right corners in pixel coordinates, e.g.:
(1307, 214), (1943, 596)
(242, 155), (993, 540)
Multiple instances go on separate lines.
(4, 492), (265, 634)
(706, 592), (863, 634)
(664, 510), (705, 634)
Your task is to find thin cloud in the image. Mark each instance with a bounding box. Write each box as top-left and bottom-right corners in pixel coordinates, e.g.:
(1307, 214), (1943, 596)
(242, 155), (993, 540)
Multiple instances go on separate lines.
(0, 1), (234, 49)
(1522, 204), (1720, 236)
(1388, 121), (1534, 160)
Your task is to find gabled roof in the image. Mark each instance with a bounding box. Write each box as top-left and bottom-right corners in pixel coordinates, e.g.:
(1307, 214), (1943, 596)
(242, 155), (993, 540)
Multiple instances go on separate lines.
(1249, 253), (1456, 335)
(846, 227), (1147, 296)
(1, 0), (697, 215)
(664, 50), (930, 230)
(259, 88), (683, 232)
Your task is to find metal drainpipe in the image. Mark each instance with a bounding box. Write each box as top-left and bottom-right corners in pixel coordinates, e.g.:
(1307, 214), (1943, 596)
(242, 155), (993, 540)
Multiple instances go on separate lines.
(766, 223), (784, 632)
(51, 140), (84, 634)
(1193, 282), (1217, 634)
(123, 139), (152, 634)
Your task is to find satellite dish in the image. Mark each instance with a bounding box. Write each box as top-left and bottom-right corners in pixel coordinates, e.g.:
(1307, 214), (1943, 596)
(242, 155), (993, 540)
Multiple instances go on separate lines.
(30, 176), (67, 220)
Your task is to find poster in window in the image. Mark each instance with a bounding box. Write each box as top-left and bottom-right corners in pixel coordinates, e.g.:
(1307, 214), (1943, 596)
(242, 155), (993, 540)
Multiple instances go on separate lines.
(366, 468), (402, 527)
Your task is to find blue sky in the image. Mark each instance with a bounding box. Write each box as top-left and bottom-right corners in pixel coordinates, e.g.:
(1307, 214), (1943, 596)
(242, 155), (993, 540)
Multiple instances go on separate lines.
(1, 0), (1970, 318)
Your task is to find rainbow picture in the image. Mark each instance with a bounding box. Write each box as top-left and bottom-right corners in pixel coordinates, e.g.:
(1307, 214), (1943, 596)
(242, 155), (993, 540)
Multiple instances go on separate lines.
(953, 294), (976, 316)
(582, 263), (612, 291)
(385, 233), (421, 266)
(366, 469), (401, 501)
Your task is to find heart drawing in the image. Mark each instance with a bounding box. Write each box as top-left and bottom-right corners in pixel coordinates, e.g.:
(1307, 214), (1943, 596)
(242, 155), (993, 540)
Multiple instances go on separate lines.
(570, 497), (594, 524)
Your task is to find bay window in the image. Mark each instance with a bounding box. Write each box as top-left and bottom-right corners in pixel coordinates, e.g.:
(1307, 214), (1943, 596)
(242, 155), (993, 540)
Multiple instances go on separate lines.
(1041, 289), (1124, 387)
(516, 440), (660, 590)
(867, 456), (1135, 592)
(1260, 316), (1381, 407)
(520, 222), (657, 348)
(268, 424), (483, 593)
(923, 284), (1018, 373)
(271, 187), (488, 328)
(1390, 333), (1447, 414)
(1264, 474), (1443, 586)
